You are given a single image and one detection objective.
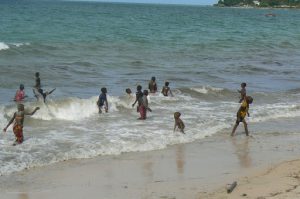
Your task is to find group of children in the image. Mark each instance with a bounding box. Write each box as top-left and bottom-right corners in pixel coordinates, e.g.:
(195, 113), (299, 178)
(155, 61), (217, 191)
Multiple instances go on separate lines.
(4, 72), (57, 145)
(14, 72), (56, 103)
(4, 73), (251, 145)
(96, 76), (183, 132)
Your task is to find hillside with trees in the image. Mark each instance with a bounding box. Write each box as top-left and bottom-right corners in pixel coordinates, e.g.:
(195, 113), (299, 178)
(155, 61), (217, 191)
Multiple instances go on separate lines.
(216, 0), (300, 7)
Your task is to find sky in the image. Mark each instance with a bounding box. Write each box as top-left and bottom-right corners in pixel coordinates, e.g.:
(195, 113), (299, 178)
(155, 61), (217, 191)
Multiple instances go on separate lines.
(78, 0), (218, 5)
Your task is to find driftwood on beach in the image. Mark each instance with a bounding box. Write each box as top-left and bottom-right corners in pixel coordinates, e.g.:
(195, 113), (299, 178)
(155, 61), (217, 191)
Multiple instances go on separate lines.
(227, 181), (237, 193)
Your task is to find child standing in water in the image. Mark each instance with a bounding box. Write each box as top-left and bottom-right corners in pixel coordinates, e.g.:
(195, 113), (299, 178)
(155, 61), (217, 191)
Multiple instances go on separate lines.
(97, 87), (108, 113)
(140, 90), (152, 120)
(148, 77), (157, 93)
(14, 84), (27, 102)
(174, 112), (185, 134)
(238, 82), (247, 103)
(132, 85), (144, 119)
(3, 104), (39, 145)
(231, 96), (253, 137)
(161, 81), (173, 97)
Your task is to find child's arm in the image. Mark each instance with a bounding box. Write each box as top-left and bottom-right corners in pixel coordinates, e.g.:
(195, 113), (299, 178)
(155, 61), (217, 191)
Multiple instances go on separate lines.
(26, 107), (40, 116)
(132, 95), (138, 107)
(48, 88), (56, 95)
(3, 113), (16, 132)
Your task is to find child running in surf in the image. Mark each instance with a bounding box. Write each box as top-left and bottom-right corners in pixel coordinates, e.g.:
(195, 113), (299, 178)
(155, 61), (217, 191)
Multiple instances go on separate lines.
(161, 81), (173, 97)
(174, 112), (185, 134)
(231, 96), (253, 137)
(97, 87), (108, 113)
(3, 104), (39, 145)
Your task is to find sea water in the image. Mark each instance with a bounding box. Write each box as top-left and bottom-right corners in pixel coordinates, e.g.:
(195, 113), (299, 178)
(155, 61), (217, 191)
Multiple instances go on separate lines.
(0, 0), (300, 175)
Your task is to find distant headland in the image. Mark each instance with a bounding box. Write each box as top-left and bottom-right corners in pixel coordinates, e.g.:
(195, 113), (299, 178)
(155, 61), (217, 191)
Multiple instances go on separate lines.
(215, 0), (300, 8)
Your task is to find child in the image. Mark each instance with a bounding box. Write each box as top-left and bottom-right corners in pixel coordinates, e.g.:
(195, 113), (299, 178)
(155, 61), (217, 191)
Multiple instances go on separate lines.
(238, 83), (247, 103)
(3, 104), (39, 145)
(14, 84), (27, 102)
(35, 72), (41, 89)
(97, 87), (108, 113)
(161, 81), (173, 97)
(132, 85), (144, 118)
(37, 88), (56, 103)
(174, 112), (185, 134)
(148, 77), (157, 93)
(140, 90), (152, 120)
(231, 96), (253, 137)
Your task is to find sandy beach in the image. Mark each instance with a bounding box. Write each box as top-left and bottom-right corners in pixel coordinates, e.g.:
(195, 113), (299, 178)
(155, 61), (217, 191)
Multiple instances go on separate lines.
(200, 159), (300, 199)
(0, 119), (300, 199)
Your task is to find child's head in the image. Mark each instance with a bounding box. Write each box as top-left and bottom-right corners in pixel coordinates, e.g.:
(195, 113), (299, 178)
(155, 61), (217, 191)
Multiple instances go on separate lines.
(246, 96), (253, 104)
(151, 76), (156, 81)
(35, 72), (39, 77)
(137, 85), (142, 91)
(125, 88), (132, 94)
(19, 84), (24, 90)
(101, 87), (107, 94)
(241, 82), (246, 88)
(174, 112), (181, 119)
(165, 81), (169, 86)
(17, 104), (24, 111)
(143, 90), (148, 96)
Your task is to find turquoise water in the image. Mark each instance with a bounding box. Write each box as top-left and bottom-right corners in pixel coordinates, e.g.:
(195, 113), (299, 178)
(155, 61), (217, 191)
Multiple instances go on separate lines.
(0, 1), (300, 175)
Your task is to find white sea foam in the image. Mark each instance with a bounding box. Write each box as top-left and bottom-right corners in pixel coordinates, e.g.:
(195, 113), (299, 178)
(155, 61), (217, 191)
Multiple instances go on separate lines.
(1, 93), (300, 176)
(191, 86), (224, 94)
(0, 42), (9, 51)
(11, 42), (30, 47)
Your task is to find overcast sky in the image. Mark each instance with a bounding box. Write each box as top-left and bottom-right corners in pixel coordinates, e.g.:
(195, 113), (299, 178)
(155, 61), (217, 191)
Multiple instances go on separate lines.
(78, 0), (218, 5)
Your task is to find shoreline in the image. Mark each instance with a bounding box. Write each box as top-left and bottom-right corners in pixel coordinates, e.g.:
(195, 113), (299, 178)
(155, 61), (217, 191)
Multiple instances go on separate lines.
(1, 119), (300, 199)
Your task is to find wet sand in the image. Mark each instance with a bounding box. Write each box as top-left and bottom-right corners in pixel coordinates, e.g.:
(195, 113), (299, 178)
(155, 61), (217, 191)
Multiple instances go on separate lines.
(1, 120), (300, 199)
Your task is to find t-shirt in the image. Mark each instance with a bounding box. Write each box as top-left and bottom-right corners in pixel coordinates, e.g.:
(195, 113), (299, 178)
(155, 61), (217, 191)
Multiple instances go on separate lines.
(98, 93), (107, 107)
(15, 90), (25, 102)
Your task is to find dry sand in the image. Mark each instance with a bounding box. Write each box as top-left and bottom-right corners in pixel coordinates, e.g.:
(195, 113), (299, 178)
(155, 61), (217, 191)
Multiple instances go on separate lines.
(199, 159), (300, 199)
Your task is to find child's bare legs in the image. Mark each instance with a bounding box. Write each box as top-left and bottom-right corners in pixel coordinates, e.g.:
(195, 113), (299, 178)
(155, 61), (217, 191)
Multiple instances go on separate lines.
(242, 120), (249, 136)
(231, 123), (239, 136)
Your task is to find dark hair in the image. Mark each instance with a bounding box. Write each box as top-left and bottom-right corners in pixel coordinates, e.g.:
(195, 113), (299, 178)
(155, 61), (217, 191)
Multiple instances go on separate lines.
(151, 76), (156, 81)
(35, 72), (39, 77)
(174, 112), (181, 118)
(20, 84), (24, 90)
(101, 87), (107, 93)
(125, 88), (131, 94)
(165, 81), (169, 86)
(143, 90), (148, 95)
(137, 85), (142, 91)
(241, 82), (246, 87)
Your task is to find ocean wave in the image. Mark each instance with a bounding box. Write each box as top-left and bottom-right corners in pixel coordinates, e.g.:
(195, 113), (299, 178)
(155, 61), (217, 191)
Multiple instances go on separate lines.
(1, 92), (300, 176)
(190, 86), (224, 94)
(0, 42), (9, 51)
(0, 42), (30, 52)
